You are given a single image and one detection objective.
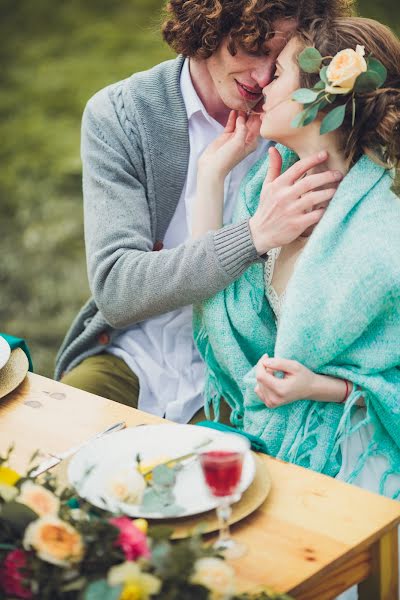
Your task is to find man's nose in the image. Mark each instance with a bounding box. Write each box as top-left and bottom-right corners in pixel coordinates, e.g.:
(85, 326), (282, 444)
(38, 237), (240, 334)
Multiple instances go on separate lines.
(251, 63), (274, 89)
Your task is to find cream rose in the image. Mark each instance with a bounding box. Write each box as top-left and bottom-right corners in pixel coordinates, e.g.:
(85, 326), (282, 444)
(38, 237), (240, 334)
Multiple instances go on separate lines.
(17, 482), (59, 517)
(23, 516), (84, 566)
(190, 557), (236, 600)
(326, 45), (367, 94)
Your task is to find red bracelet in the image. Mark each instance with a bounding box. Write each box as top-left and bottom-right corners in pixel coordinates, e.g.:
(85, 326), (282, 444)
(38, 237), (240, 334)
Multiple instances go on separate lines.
(341, 379), (350, 403)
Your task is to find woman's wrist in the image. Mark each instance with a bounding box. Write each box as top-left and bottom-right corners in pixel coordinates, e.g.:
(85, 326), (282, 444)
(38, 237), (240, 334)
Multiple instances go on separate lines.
(309, 373), (353, 403)
(197, 159), (230, 181)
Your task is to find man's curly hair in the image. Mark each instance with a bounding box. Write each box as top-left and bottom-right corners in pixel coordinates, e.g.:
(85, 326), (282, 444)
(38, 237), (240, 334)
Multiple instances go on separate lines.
(162, 0), (355, 58)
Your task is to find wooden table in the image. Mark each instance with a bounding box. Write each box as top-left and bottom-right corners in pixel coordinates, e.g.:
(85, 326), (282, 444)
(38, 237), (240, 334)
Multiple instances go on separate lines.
(1, 373), (399, 599)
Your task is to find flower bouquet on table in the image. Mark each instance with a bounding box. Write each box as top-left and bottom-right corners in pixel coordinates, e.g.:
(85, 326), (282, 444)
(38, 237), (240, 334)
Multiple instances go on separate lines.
(0, 448), (292, 600)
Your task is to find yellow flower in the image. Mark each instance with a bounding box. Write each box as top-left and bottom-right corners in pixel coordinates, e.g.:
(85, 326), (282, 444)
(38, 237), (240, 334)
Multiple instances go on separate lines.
(17, 482), (60, 517)
(0, 465), (20, 486)
(133, 519), (148, 534)
(108, 562), (161, 600)
(190, 557), (236, 600)
(326, 45), (367, 94)
(23, 516), (84, 566)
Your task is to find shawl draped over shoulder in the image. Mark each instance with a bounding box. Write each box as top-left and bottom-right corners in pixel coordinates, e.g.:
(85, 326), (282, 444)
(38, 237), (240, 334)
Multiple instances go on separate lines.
(194, 145), (400, 499)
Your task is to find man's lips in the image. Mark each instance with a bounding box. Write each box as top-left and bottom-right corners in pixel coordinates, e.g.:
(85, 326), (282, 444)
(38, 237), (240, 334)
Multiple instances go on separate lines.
(235, 80), (263, 102)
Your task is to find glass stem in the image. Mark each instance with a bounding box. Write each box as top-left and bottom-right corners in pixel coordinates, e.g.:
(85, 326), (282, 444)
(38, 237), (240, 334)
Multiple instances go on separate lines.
(216, 499), (232, 544)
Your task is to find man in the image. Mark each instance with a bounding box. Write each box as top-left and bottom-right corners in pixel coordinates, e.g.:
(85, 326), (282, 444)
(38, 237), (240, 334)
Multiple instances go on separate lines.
(56, 0), (353, 423)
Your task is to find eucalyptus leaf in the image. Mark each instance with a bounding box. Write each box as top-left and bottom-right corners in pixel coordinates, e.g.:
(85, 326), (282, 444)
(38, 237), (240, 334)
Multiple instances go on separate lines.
(320, 104), (347, 135)
(298, 47), (322, 73)
(160, 503), (185, 517)
(291, 88), (319, 104)
(367, 57), (387, 87)
(141, 487), (166, 512)
(84, 580), (122, 600)
(291, 109), (307, 128)
(302, 103), (320, 126)
(152, 464), (176, 487)
(313, 81), (326, 91)
(320, 66), (328, 84)
(354, 71), (381, 93)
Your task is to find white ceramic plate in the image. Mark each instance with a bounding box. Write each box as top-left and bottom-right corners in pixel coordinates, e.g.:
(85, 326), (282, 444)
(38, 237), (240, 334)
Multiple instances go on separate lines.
(68, 424), (255, 519)
(0, 337), (11, 371)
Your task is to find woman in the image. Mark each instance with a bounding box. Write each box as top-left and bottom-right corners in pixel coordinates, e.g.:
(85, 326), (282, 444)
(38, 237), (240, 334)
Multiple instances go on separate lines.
(193, 15), (400, 508)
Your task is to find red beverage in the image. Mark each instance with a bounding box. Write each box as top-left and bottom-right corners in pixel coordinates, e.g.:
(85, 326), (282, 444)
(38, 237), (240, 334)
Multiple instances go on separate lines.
(199, 450), (243, 497)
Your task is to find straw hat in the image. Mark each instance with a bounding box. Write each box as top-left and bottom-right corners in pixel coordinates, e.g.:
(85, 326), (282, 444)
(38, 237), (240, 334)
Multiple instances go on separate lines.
(0, 348), (29, 399)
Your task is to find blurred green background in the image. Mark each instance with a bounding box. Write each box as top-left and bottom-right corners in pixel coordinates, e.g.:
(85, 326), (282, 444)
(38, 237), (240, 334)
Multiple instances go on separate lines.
(1, 0), (399, 377)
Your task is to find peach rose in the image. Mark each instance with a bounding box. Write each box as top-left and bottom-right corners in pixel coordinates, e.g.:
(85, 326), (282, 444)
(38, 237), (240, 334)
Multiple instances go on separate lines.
(326, 45), (367, 94)
(190, 557), (236, 600)
(17, 482), (59, 517)
(23, 516), (84, 566)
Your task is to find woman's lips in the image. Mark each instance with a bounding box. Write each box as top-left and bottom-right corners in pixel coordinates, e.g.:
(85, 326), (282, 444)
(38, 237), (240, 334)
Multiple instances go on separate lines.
(235, 80), (262, 102)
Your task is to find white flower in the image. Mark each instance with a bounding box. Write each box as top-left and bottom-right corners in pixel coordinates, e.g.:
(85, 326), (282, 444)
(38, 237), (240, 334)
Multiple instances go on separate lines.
(17, 481), (59, 516)
(190, 557), (236, 600)
(108, 467), (146, 504)
(326, 45), (367, 94)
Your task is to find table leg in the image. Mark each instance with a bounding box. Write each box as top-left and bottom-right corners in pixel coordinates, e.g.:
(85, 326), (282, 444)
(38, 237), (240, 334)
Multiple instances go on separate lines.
(358, 527), (399, 600)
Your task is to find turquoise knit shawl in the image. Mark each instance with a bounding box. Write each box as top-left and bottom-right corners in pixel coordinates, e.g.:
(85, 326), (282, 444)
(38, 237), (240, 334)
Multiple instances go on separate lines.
(194, 145), (400, 499)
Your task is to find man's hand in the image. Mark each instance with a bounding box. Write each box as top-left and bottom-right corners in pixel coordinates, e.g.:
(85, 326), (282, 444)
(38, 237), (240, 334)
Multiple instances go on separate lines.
(249, 147), (343, 254)
(198, 110), (261, 177)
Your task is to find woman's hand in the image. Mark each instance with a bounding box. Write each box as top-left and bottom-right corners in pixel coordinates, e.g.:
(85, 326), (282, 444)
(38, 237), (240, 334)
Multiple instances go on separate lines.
(254, 355), (362, 407)
(254, 355), (316, 408)
(198, 110), (261, 178)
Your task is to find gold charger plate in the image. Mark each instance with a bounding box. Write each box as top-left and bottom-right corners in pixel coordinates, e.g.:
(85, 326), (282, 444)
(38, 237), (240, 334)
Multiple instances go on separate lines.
(155, 453), (271, 539)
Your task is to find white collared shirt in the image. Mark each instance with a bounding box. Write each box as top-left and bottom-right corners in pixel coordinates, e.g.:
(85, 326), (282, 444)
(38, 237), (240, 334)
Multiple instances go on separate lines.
(108, 59), (269, 423)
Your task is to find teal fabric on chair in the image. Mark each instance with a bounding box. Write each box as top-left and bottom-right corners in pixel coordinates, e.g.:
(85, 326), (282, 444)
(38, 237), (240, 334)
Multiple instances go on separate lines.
(0, 334), (33, 372)
(194, 145), (400, 500)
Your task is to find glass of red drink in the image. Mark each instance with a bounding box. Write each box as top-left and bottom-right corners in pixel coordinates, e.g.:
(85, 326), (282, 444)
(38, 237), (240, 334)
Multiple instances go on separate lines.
(198, 433), (250, 558)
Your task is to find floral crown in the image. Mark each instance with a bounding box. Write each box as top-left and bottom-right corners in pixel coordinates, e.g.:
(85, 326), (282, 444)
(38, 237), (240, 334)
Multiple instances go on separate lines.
(291, 45), (387, 134)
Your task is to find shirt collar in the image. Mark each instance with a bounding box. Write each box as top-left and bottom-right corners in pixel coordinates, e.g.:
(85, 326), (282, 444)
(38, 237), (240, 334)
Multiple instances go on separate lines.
(180, 59), (222, 128)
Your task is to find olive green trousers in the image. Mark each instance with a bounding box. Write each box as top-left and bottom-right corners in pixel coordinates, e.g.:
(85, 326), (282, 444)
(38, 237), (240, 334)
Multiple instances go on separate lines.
(61, 352), (232, 425)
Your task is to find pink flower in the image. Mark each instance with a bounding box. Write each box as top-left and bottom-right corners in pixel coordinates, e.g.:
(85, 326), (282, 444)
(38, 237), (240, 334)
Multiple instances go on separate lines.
(0, 549), (32, 599)
(109, 517), (150, 561)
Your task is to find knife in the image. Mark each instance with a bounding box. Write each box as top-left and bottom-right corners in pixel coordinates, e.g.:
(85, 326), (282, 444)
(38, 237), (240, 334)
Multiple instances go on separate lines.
(30, 421), (126, 477)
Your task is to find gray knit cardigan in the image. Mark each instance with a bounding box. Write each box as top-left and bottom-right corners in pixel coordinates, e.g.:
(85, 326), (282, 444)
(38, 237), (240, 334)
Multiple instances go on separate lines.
(55, 56), (261, 379)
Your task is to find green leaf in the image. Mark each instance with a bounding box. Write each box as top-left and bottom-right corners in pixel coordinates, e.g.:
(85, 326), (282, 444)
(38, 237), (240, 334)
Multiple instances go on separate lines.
(313, 81), (326, 91)
(1, 501), (38, 533)
(84, 580), (122, 600)
(141, 487), (165, 512)
(354, 71), (381, 93)
(298, 47), (322, 73)
(320, 66), (328, 84)
(152, 464), (176, 487)
(302, 103), (320, 126)
(320, 104), (347, 135)
(291, 88), (319, 104)
(367, 57), (387, 87)
(291, 110), (307, 128)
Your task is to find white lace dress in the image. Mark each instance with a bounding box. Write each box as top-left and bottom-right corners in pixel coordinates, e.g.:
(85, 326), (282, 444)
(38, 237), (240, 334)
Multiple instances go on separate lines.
(264, 250), (400, 600)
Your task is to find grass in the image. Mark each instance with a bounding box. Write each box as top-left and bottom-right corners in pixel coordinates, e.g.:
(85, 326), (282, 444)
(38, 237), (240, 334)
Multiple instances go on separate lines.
(1, 0), (398, 376)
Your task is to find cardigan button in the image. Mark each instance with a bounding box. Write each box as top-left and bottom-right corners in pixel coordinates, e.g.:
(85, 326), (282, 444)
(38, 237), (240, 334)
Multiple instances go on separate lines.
(98, 332), (110, 345)
(153, 240), (164, 251)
